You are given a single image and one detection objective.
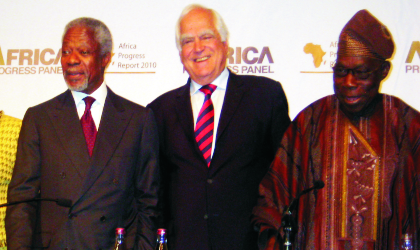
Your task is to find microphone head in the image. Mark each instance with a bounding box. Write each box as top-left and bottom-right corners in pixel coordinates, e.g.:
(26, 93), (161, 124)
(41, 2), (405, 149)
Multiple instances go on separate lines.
(314, 180), (325, 189)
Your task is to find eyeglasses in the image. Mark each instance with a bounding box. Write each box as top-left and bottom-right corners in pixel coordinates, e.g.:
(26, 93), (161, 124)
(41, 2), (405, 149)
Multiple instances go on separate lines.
(332, 64), (383, 80)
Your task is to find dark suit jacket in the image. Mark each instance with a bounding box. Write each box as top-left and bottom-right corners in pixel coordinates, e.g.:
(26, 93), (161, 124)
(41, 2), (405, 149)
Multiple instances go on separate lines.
(6, 87), (159, 250)
(148, 71), (290, 250)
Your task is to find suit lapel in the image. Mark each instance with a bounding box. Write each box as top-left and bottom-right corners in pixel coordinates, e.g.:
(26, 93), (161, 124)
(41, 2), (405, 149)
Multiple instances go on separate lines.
(48, 90), (90, 179)
(216, 71), (246, 142)
(174, 80), (208, 165)
(175, 80), (196, 144)
(74, 88), (133, 204)
(210, 72), (246, 172)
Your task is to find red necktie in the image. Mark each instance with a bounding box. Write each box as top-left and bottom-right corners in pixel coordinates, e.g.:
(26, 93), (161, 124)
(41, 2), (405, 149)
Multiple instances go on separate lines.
(81, 96), (97, 156)
(195, 84), (217, 167)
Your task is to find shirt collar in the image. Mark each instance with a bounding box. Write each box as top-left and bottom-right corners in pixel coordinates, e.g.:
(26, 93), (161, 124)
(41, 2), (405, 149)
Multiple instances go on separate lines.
(190, 68), (229, 95)
(71, 81), (108, 106)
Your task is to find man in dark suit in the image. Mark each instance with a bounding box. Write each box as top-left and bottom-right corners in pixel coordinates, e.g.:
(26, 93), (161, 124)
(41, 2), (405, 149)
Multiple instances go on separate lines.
(148, 4), (290, 250)
(5, 17), (159, 249)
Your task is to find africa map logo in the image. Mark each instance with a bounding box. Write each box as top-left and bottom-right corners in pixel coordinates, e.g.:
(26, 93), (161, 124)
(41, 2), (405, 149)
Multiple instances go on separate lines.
(301, 42), (336, 73)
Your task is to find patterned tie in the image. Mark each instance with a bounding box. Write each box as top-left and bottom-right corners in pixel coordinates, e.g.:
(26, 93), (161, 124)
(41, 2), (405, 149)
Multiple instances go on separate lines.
(81, 96), (97, 156)
(195, 84), (217, 167)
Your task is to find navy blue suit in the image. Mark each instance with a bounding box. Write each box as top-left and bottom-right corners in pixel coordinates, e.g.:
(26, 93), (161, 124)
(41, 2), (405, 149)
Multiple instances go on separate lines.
(148, 71), (290, 250)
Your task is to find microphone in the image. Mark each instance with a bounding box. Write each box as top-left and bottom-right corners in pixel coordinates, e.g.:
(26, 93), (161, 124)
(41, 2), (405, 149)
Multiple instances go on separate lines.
(281, 180), (325, 249)
(283, 180), (325, 216)
(0, 198), (73, 208)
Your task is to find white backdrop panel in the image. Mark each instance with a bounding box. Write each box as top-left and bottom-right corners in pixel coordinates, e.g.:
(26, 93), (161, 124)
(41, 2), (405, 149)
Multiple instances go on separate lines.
(1, 0), (419, 119)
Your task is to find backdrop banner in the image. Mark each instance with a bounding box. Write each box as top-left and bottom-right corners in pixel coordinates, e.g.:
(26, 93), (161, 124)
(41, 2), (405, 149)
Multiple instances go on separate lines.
(1, 0), (419, 119)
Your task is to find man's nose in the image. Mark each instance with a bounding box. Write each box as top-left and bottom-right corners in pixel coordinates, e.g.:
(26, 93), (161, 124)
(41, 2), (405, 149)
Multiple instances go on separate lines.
(343, 71), (358, 88)
(194, 39), (204, 52)
(67, 52), (80, 65)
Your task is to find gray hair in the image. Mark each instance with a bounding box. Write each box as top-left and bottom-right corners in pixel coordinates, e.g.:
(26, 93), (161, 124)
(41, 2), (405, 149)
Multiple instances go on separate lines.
(175, 4), (229, 51)
(62, 17), (113, 56)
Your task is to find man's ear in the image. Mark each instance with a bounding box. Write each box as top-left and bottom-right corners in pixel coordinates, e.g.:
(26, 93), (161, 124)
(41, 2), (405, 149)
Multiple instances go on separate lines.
(381, 61), (391, 80)
(223, 41), (229, 52)
(102, 52), (111, 68)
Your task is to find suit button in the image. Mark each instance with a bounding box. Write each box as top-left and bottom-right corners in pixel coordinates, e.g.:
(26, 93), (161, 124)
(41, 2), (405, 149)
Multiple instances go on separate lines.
(113, 178), (119, 185)
(204, 214), (208, 220)
(207, 179), (213, 184)
(59, 172), (66, 179)
(100, 216), (106, 222)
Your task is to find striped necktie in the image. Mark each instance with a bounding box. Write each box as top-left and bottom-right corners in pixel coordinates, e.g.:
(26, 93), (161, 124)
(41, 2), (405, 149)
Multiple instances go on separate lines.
(195, 84), (217, 167)
(81, 96), (97, 156)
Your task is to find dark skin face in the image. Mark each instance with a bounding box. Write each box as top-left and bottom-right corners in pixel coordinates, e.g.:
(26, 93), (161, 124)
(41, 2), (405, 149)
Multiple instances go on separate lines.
(333, 56), (390, 116)
(61, 26), (110, 94)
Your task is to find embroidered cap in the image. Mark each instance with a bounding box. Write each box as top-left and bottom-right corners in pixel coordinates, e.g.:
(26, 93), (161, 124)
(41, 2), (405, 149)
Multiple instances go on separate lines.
(337, 9), (394, 60)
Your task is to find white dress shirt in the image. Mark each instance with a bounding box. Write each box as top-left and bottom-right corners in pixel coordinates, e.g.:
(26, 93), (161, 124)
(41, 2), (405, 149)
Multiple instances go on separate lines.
(190, 68), (229, 157)
(71, 82), (108, 130)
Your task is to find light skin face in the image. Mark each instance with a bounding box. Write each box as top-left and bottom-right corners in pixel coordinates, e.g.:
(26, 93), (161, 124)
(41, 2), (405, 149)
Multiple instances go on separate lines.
(61, 26), (110, 94)
(333, 56), (390, 115)
(179, 8), (228, 86)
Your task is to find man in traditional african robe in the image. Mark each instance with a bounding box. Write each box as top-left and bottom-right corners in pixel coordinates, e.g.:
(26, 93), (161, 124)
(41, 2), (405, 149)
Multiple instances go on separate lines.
(253, 9), (420, 250)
